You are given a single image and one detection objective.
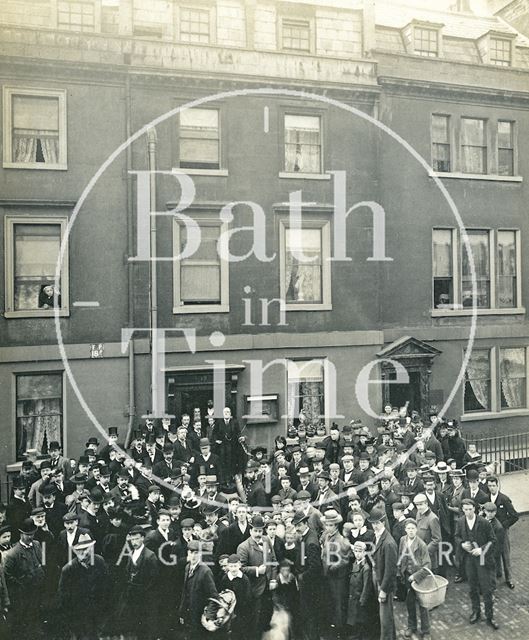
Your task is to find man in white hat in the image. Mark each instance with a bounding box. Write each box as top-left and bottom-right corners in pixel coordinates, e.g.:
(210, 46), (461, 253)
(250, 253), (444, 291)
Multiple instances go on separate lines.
(58, 532), (109, 638)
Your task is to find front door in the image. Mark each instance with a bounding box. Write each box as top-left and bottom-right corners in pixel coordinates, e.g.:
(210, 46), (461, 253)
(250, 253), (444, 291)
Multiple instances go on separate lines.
(166, 371), (235, 421)
(388, 370), (422, 415)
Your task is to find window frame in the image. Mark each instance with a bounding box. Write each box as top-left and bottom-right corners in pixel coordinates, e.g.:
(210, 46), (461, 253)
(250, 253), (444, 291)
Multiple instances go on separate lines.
(285, 357), (330, 429)
(463, 348), (492, 414)
(4, 215), (70, 319)
(460, 117), (488, 175)
(281, 112), (324, 178)
(462, 346), (529, 417)
(14, 370), (65, 462)
(175, 105), (227, 176)
(413, 26), (439, 57)
(57, 0), (97, 33)
(490, 36), (512, 67)
(2, 86), (68, 171)
(431, 227), (522, 315)
(431, 114), (451, 173)
(279, 218), (332, 311)
(280, 17), (313, 54)
(497, 120), (515, 177)
(172, 214), (229, 314)
(179, 5), (212, 44)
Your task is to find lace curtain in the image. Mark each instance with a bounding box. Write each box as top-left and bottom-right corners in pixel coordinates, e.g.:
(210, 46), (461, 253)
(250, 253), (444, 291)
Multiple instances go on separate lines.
(16, 375), (62, 460)
(500, 348), (526, 409)
(13, 131), (59, 164)
(465, 351), (490, 411)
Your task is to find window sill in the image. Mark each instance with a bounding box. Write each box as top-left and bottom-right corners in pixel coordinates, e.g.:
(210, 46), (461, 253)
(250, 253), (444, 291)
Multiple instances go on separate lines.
(429, 171), (522, 183)
(285, 303), (332, 311)
(3, 162), (68, 171)
(173, 305), (229, 314)
(4, 309), (70, 319)
(431, 307), (525, 317)
(279, 172), (331, 180)
(461, 409), (529, 422)
(172, 168), (228, 177)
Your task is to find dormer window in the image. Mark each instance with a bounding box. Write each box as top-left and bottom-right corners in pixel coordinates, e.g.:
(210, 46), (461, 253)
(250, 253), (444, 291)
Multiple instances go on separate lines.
(414, 27), (439, 57)
(490, 37), (512, 66)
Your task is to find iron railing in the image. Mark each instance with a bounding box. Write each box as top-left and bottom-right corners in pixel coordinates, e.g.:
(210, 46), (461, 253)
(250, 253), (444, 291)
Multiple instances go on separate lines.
(464, 431), (529, 474)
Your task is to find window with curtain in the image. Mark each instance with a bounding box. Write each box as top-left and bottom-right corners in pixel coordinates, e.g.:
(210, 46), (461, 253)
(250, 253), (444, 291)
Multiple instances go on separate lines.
(282, 19), (311, 52)
(497, 230), (517, 308)
(431, 115), (451, 172)
(500, 348), (526, 410)
(461, 230), (490, 308)
(179, 108), (220, 169)
(11, 94), (60, 165)
(16, 373), (63, 461)
(13, 223), (62, 312)
(414, 27), (438, 57)
(58, 1), (95, 32)
(287, 360), (324, 428)
(284, 114), (321, 174)
(178, 223), (221, 305)
(432, 228), (453, 307)
(461, 118), (487, 174)
(490, 37), (511, 67)
(285, 228), (323, 304)
(498, 121), (514, 176)
(464, 349), (491, 412)
(180, 7), (210, 43)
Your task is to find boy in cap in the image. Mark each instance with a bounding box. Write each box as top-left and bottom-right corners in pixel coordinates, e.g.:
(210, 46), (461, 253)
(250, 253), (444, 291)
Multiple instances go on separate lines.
(220, 553), (252, 640)
(482, 501), (505, 592)
(347, 540), (376, 640)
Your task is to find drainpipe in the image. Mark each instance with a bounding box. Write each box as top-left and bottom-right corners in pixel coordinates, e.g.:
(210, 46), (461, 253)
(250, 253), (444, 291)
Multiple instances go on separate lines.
(124, 72), (136, 448)
(147, 127), (158, 416)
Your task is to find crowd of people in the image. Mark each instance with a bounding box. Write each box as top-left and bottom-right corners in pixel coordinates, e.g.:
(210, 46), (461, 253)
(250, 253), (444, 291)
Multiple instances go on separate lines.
(0, 403), (521, 640)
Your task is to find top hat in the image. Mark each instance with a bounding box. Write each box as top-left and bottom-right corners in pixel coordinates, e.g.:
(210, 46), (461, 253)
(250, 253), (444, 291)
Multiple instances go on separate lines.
(49, 441), (61, 451)
(108, 427), (118, 437)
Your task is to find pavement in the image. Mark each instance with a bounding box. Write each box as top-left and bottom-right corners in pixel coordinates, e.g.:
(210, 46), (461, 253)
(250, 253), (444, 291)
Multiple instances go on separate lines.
(393, 514), (529, 639)
(495, 471), (529, 514)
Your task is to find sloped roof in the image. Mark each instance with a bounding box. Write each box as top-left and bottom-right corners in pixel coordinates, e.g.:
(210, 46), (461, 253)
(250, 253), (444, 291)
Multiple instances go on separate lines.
(375, 2), (529, 47)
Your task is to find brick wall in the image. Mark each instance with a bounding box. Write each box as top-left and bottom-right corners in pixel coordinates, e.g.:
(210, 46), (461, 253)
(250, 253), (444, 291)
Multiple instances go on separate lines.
(0, 0), (54, 29)
(315, 9), (363, 58)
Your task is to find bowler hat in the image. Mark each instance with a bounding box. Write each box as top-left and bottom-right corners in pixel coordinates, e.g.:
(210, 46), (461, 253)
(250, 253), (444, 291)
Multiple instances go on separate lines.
(292, 510), (309, 526)
(86, 437), (100, 447)
(199, 438), (210, 448)
(250, 515), (265, 529)
(19, 518), (37, 534)
(128, 525), (147, 536)
(72, 473), (88, 485)
(367, 507), (386, 524)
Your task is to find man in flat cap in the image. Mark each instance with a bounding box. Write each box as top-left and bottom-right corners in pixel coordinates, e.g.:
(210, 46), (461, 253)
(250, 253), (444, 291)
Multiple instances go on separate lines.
(58, 532), (109, 639)
(3, 518), (45, 639)
(237, 514), (277, 638)
(57, 511), (87, 566)
(179, 539), (218, 640)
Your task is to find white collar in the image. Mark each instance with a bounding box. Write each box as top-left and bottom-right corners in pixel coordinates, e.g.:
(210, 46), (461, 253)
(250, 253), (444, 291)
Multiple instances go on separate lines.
(228, 570), (243, 580)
